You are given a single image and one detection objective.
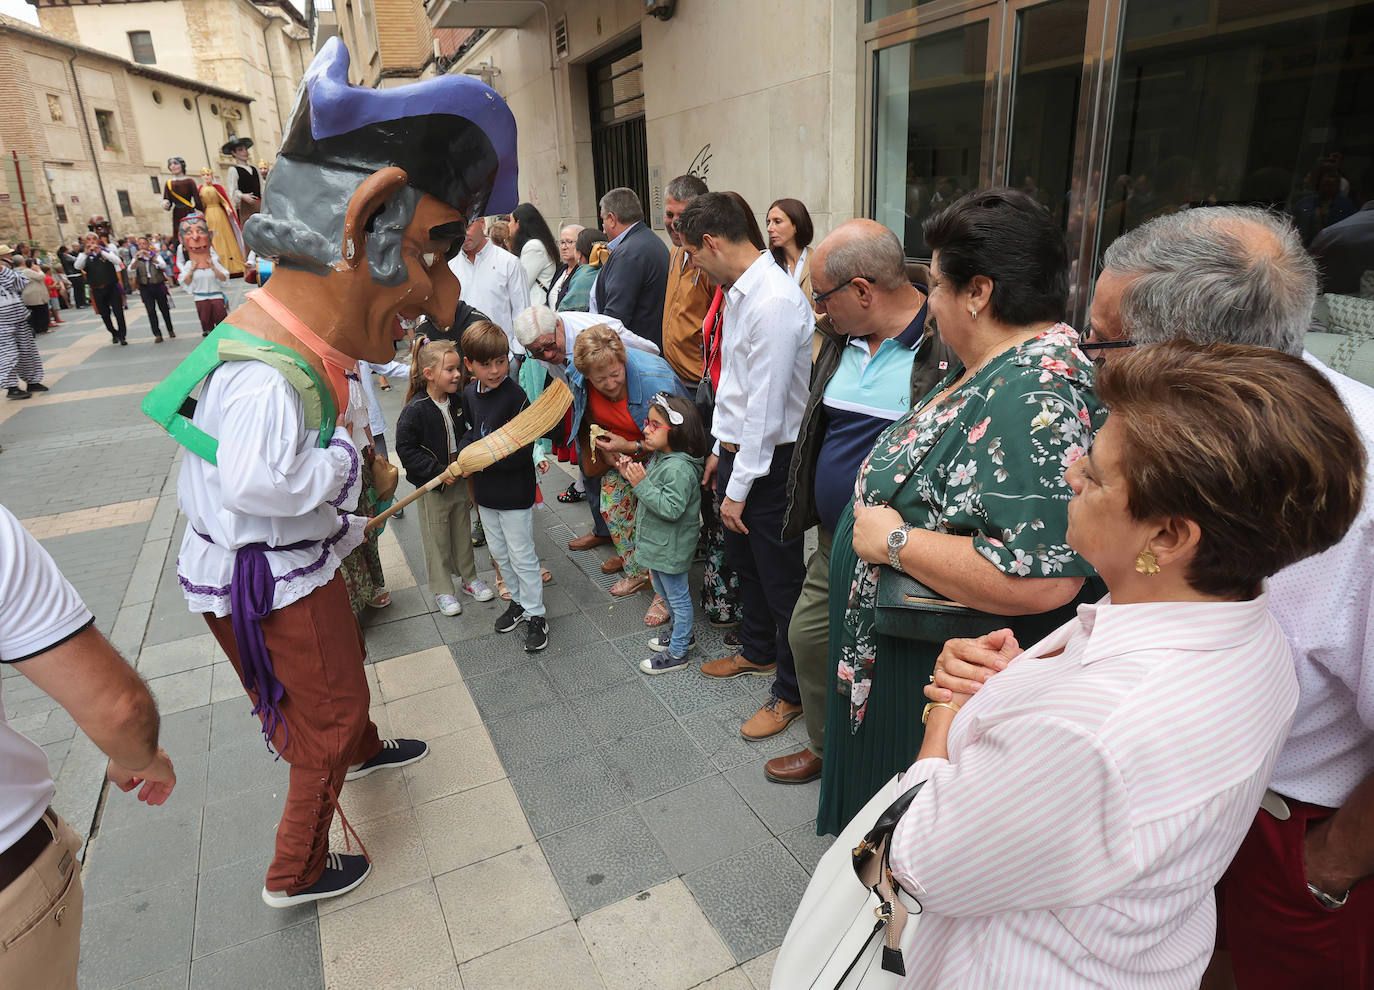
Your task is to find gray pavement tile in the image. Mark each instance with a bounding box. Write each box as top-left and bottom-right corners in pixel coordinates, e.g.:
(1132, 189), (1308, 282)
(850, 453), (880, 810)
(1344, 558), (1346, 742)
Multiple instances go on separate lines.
(535, 583), (582, 618)
(507, 751), (628, 839)
(678, 692), (802, 773)
(137, 634), (217, 679)
(567, 680), (673, 746)
(83, 803), (203, 908)
(208, 697), (262, 751)
(683, 840), (810, 963)
(597, 721), (717, 803)
(192, 855), (316, 958)
(636, 776), (773, 876)
(363, 612), (443, 663)
(114, 967), (191, 989)
(539, 806), (675, 917)
(205, 735), (290, 802)
(148, 667), (214, 716)
(540, 640), (641, 700)
(144, 594), (212, 648)
(485, 698), (596, 771)
(42, 736), (72, 773)
(189, 920), (322, 990)
(639, 662), (768, 718)
(724, 757), (823, 835)
(465, 662), (561, 721)
(440, 627), (543, 680)
(99, 749), (209, 833)
(199, 783), (288, 873)
(587, 599), (660, 640)
(359, 584), (431, 625)
(157, 705), (213, 756)
(537, 611), (608, 650)
(13, 705), (78, 745)
(778, 821), (832, 875)
(78, 875), (197, 990)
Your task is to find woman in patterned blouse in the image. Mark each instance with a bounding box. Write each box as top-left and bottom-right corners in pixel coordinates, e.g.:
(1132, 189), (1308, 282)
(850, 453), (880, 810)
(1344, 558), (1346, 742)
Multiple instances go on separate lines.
(818, 189), (1103, 834)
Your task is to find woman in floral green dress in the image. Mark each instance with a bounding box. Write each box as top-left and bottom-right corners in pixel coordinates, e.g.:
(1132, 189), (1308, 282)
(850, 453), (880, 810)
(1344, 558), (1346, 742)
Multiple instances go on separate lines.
(817, 189), (1105, 834)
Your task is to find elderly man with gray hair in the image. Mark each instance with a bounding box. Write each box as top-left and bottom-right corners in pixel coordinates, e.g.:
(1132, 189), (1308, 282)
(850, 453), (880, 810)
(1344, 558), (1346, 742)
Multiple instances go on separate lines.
(935, 205), (1374, 988)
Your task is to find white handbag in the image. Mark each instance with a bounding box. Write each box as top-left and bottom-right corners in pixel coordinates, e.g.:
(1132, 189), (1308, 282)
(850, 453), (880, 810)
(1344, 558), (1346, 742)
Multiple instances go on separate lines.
(771, 775), (926, 989)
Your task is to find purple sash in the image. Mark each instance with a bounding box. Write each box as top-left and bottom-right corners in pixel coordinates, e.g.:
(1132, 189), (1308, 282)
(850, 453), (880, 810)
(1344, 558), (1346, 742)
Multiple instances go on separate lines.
(196, 531), (314, 754)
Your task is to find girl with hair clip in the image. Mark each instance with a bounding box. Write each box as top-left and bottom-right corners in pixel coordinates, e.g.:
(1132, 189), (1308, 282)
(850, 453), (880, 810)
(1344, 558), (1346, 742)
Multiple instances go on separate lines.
(395, 335), (495, 617)
(618, 393), (708, 674)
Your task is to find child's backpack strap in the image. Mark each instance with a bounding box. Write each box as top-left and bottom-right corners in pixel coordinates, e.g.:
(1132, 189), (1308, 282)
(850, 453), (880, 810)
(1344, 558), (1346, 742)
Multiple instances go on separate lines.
(141, 322), (337, 465)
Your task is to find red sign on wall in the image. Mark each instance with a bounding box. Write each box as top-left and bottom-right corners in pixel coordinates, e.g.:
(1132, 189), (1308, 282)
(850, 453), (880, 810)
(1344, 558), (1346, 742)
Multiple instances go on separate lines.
(71, 196), (80, 203)
(0, 194), (9, 202)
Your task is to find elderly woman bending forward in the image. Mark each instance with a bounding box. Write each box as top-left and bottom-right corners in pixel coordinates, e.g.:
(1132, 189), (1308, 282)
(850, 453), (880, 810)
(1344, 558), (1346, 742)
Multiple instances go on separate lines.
(572, 325), (689, 619)
(856, 340), (1363, 988)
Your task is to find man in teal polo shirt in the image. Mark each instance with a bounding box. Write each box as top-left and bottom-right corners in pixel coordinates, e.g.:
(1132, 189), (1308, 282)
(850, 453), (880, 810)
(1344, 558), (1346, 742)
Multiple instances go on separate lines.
(768, 220), (954, 784)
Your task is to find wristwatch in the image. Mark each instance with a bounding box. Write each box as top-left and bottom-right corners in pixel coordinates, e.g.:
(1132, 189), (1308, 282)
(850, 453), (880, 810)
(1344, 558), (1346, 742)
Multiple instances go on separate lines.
(887, 523), (914, 571)
(1307, 882), (1351, 910)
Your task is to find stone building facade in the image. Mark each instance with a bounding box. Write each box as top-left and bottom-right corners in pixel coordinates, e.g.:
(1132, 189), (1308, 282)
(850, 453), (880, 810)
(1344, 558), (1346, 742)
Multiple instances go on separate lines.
(312, 0), (438, 88)
(27, 0), (310, 154)
(0, 13), (252, 250)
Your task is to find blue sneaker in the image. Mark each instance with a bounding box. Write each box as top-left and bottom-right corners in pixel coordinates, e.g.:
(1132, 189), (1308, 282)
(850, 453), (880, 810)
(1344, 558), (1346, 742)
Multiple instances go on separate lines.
(639, 652), (689, 675)
(647, 630), (696, 654)
(261, 852), (371, 907)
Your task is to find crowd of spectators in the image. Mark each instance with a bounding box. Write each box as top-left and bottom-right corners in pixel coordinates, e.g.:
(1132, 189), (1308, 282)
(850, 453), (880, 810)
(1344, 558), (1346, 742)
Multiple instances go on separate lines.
(420, 177), (1372, 989)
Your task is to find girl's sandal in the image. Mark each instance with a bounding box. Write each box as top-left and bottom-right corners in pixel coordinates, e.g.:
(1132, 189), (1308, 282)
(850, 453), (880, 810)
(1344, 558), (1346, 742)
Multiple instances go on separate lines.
(610, 574), (652, 597)
(644, 595), (669, 627)
(497, 579), (511, 600)
(541, 567), (552, 583)
(369, 591), (392, 609)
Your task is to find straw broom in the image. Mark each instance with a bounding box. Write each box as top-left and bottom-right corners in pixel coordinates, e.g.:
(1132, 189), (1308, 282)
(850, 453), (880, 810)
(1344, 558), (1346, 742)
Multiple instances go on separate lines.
(365, 377), (573, 532)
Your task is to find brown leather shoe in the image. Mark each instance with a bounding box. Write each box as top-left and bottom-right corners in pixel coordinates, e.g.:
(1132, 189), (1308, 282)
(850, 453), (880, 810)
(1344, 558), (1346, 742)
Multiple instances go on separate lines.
(741, 698), (803, 740)
(601, 554), (624, 574)
(699, 654), (777, 680)
(569, 533), (612, 551)
(765, 748), (822, 783)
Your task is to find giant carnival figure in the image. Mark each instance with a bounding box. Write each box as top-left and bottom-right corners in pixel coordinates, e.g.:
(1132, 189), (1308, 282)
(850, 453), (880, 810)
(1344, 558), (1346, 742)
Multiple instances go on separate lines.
(161, 157), (202, 247)
(197, 167), (246, 277)
(223, 136), (262, 222)
(141, 37), (519, 908)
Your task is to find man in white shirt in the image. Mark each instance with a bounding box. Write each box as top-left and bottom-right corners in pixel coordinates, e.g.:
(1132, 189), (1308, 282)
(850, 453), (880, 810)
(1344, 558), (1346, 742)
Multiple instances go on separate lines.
(674, 192), (813, 741)
(1075, 206), (1373, 987)
(449, 217), (529, 356)
(0, 503), (177, 989)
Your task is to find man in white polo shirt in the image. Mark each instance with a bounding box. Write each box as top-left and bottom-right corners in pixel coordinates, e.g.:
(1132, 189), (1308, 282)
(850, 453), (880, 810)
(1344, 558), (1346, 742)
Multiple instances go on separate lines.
(0, 503), (176, 988)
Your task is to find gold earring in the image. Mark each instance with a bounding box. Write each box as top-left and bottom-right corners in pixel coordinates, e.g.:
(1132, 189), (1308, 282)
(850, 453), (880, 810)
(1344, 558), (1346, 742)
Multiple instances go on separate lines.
(1134, 549), (1160, 576)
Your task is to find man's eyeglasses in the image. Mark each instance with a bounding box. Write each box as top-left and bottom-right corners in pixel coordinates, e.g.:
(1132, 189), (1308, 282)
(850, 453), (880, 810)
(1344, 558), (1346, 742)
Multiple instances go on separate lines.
(1078, 338), (1136, 353)
(811, 276), (871, 306)
(528, 337), (559, 356)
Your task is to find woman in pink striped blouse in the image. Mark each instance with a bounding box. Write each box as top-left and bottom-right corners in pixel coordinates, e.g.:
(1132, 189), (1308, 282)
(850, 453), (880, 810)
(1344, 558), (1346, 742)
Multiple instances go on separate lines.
(884, 341), (1365, 988)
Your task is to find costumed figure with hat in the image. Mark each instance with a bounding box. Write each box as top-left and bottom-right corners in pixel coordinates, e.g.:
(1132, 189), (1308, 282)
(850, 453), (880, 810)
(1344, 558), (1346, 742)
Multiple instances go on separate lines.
(175, 213), (229, 337)
(161, 158), (203, 247)
(140, 36), (533, 908)
(224, 136), (263, 222)
(197, 167), (246, 277)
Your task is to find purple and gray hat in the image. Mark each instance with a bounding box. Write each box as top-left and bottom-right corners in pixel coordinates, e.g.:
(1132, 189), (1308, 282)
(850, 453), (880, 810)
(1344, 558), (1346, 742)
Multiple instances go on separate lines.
(280, 38), (518, 222)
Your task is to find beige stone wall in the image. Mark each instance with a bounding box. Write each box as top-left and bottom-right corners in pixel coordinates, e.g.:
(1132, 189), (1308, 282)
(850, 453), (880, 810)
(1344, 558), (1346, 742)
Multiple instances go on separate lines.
(34, 0), (309, 155)
(445, 0), (863, 243)
(0, 26), (258, 248)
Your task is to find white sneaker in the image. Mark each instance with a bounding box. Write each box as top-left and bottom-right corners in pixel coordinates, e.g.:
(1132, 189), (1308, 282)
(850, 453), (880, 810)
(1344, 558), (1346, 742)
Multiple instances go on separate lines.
(436, 593), (461, 616)
(462, 580), (495, 603)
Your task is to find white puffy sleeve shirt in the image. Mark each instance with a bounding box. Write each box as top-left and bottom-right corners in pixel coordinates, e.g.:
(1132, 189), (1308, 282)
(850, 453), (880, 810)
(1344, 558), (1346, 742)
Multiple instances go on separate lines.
(175, 361), (365, 618)
(885, 594), (1298, 989)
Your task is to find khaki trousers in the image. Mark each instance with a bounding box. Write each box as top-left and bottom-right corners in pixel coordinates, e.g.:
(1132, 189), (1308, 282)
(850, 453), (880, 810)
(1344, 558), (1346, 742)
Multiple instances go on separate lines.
(788, 527), (833, 757)
(0, 810), (83, 990)
(416, 478), (478, 593)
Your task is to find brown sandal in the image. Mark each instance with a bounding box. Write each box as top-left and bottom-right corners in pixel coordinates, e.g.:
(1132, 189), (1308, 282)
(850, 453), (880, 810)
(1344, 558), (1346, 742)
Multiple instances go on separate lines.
(644, 595), (669, 626)
(610, 574), (651, 597)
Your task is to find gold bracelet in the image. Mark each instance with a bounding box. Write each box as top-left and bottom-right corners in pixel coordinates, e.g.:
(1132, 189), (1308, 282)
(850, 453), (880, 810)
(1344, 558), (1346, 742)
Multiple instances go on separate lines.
(921, 700), (961, 725)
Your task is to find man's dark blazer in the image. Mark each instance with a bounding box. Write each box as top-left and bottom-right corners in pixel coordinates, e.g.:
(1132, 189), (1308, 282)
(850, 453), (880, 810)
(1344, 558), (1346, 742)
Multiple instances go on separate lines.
(594, 222), (670, 349)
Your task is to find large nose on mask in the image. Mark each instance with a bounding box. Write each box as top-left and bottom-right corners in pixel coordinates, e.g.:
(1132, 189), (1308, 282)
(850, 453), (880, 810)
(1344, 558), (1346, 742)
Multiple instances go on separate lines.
(418, 253), (461, 331)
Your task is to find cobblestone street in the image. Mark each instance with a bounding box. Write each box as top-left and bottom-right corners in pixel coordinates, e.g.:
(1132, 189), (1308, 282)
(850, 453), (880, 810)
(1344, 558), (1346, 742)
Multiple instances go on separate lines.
(0, 284), (817, 989)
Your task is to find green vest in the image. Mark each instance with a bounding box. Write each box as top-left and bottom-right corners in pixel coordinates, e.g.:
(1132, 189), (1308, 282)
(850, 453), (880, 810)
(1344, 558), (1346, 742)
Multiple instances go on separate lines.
(141, 322), (337, 465)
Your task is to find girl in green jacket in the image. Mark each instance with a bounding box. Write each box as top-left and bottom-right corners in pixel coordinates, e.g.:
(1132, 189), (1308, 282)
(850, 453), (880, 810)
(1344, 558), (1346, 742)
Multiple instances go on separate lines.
(617, 393), (707, 673)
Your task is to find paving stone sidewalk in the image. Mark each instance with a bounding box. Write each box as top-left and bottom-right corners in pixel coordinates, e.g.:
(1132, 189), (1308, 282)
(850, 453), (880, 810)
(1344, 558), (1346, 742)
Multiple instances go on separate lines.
(2, 290), (822, 989)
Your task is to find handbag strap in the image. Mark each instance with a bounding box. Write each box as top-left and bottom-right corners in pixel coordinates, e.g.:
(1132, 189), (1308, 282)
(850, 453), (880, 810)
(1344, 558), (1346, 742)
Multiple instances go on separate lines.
(841, 779), (925, 986)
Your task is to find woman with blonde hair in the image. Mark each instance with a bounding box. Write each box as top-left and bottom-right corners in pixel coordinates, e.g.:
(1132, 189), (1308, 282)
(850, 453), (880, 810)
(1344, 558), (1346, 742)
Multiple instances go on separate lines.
(572, 325), (689, 622)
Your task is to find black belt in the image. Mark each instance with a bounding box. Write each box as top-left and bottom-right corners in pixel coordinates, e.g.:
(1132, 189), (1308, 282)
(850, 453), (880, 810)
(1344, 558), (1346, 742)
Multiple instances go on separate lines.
(719, 442), (793, 455)
(0, 810), (56, 892)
